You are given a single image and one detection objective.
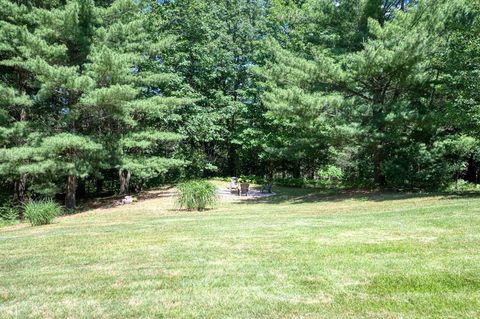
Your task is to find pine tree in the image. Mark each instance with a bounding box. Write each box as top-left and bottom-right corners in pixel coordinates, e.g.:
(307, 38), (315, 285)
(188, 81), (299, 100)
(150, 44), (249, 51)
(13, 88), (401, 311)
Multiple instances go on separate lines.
(259, 0), (453, 186)
(90, 0), (188, 194)
(0, 0), (67, 210)
(1, 0), (190, 208)
(24, 0), (105, 208)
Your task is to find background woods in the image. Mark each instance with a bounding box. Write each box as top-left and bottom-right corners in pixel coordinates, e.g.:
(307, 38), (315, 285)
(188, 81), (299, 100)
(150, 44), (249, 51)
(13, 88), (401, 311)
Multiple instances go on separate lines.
(1, 0), (479, 211)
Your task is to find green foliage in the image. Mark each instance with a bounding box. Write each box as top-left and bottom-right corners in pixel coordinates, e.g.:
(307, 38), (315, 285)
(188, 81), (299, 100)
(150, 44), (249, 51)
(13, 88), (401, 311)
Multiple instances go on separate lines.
(238, 176), (255, 184)
(24, 199), (62, 226)
(257, 0), (480, 190)
(176, 180), (217, 211)
(447, 179), (480, 192)
(0, 201), (18, 223)
(0, 0), (188, 206)
(318, 165), (344, 187)
(0, 0), (479, 203)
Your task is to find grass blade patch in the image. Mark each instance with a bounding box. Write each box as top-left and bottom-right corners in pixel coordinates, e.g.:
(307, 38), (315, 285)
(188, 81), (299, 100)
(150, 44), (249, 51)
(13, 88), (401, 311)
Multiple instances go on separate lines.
(175, 180), (217, 211)
(24, 199), (62, 226)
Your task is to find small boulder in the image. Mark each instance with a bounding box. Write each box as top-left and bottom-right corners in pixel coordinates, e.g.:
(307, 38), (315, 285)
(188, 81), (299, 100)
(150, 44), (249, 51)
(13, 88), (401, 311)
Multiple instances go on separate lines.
(121, 196), (133, 205)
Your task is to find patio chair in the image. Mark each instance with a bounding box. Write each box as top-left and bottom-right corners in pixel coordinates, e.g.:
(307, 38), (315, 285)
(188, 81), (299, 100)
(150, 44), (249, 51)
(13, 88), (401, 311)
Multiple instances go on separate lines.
(229, 177), (239, 193)
(239, 183), (250, 196)
(261, 183), (273, 193)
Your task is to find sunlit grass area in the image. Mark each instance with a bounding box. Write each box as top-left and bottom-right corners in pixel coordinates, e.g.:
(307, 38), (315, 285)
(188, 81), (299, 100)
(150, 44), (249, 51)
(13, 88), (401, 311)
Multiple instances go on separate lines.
(1, 185), (480, 318)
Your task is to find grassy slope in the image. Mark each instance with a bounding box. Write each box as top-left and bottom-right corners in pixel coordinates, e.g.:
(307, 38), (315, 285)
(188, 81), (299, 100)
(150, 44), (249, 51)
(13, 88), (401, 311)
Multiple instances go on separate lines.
(1, 186), (480, 318)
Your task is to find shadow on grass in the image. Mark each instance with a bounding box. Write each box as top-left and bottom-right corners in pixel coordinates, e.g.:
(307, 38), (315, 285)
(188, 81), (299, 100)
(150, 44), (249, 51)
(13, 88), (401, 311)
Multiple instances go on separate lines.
(70, 184), (480, 214)
(233, 186), (480, 206)
(166, 207), (216, 213)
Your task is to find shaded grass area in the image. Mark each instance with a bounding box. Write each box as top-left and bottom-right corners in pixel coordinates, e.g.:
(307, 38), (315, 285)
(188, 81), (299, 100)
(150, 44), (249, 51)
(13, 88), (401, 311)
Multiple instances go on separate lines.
(1, 186), (480, 318)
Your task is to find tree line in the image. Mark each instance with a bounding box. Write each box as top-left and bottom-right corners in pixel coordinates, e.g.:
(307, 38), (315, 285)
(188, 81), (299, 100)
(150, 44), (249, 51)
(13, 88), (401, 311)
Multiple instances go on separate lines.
(1, 0), (479, 211)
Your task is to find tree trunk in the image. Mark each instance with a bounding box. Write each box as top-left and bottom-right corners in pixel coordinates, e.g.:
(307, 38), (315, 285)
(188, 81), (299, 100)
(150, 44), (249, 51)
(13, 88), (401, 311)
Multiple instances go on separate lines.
(292, 163), (301, 178)
(119, 169), (126, 194)
(13, 108), (28, 212)
(227, 143), (237, 176)
(119, 169), (131, 194)
(13, 175), (27, 203)
(307, 163), (315, 179)
(77, 178), (86, 199)
(65, 175), (77, 209)
(13, 174), (27, 219)
(373, 144), (385, 186)
(466, 155), (477, 183)
(126, 171), (131, 193)
(96, 178), (104, 195)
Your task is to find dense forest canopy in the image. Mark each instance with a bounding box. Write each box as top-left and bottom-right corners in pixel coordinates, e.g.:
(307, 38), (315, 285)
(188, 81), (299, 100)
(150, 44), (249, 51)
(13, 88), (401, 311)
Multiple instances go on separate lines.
(0, 0), (479, 210)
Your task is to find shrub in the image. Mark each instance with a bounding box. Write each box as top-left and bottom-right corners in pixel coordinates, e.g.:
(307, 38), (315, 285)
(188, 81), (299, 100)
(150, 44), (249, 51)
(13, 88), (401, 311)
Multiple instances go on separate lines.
(176, 180), (217, 211)
(318, 165), (344, 186)
(0, 203), (19, 223)
(24, 199), (62, 226)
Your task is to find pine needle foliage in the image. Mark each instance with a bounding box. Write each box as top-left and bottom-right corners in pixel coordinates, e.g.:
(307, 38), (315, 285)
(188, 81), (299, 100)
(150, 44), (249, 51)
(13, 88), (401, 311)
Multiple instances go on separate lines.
(175, 180), (217, 211)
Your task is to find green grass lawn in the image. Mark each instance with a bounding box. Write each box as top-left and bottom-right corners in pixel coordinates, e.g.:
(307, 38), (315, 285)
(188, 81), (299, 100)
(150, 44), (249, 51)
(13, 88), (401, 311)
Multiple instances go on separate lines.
(1, 185), (480, 318)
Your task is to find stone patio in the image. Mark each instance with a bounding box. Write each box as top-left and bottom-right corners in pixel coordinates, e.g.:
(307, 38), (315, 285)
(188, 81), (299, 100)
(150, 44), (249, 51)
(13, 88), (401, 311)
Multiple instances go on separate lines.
(217, 188), (276, 201)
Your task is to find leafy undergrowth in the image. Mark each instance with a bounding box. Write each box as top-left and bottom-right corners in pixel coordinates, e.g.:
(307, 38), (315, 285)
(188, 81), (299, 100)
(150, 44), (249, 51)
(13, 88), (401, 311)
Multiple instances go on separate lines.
(1, 186), (479, 318)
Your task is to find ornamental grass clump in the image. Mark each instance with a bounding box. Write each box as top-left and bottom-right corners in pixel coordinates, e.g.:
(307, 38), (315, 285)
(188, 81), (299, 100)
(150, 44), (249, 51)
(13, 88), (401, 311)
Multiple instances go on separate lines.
(24, 199), (62, 226)
(176, 180), (217, 211)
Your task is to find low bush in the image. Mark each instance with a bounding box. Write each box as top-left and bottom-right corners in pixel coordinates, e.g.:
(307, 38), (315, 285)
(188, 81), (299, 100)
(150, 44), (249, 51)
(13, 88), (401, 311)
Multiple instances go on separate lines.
(447, 179), (480, 192)
(0, 202), (19, 225)
(176, 180), (217, 211)
(24, 199), (62, 226)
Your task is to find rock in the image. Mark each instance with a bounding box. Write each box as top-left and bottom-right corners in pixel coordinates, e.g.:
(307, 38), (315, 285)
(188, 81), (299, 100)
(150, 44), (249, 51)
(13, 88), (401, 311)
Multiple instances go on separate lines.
(121, 196), (133, 205)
